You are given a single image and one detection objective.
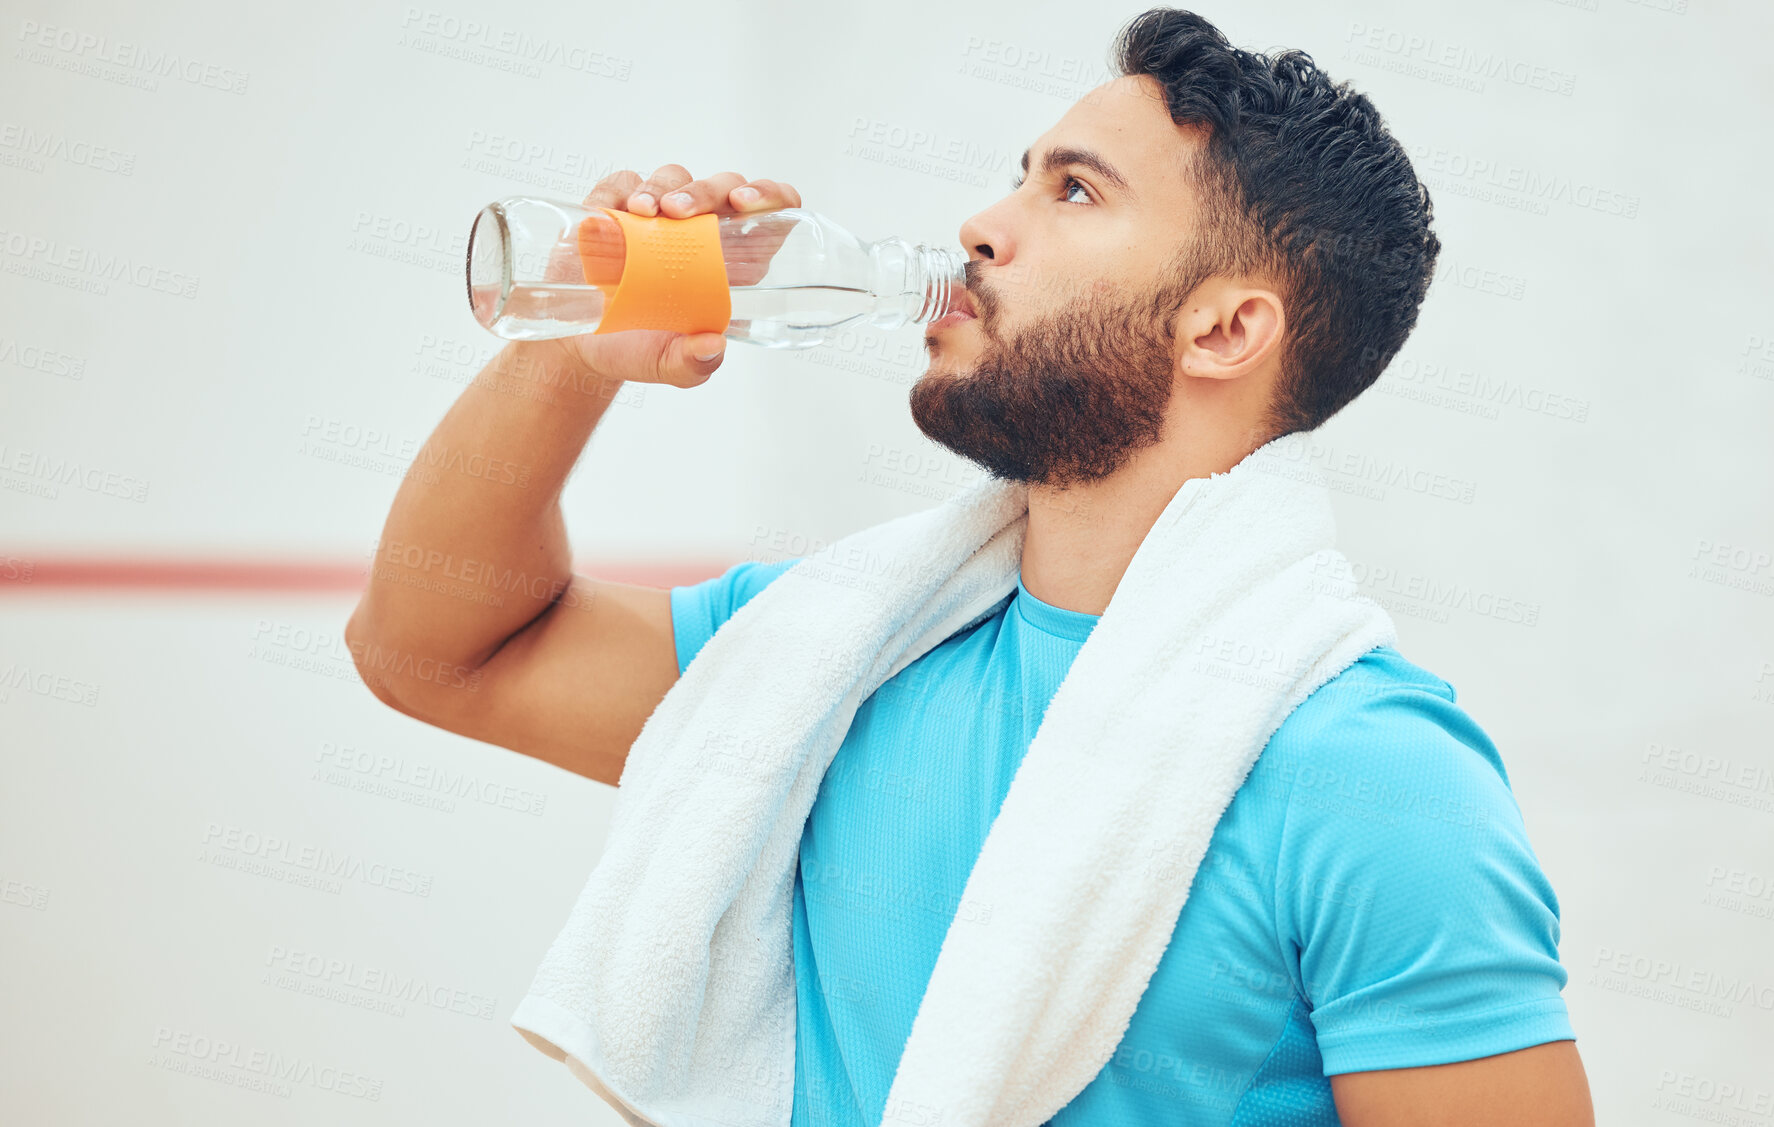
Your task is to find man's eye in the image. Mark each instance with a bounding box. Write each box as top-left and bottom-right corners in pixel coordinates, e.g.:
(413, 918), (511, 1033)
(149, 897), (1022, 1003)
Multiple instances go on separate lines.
(1006, 174), (1092, 204)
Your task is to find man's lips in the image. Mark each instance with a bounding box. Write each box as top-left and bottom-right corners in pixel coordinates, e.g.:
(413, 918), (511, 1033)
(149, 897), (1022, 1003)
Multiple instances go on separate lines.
(929, 288), (980, 331)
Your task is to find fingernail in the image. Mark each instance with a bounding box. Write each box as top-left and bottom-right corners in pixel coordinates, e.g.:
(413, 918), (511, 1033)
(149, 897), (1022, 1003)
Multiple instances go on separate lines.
(733, 186), (760, 206)
(632, 192), (655, 212)
(663, 191), (693, 211)
(693, 346), (723, 361)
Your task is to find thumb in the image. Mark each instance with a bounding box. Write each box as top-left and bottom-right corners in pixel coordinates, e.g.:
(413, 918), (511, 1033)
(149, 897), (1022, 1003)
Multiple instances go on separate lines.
(671, 333), (727, 386)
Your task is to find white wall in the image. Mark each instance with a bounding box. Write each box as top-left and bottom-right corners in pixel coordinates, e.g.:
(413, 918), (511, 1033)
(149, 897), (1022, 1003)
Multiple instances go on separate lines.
(3, 0), (1771, 1123)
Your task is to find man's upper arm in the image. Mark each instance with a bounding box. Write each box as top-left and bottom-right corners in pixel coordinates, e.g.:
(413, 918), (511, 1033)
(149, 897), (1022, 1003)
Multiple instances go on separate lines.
(1266, 673), (1581, 1078)
(1330, 1039), (1593, 1126)
(381, 558), (802, 788)
(386, 574), (680, 788)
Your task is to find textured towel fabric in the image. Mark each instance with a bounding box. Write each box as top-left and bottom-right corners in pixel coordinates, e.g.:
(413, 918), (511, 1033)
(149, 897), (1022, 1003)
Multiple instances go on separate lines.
(510, 434), (1400, 1127)
(672, 569), (1574, 1125)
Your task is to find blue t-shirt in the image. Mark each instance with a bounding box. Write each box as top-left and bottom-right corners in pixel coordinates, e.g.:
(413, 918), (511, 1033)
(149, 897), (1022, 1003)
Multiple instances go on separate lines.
(669, 558), (1575, 1126)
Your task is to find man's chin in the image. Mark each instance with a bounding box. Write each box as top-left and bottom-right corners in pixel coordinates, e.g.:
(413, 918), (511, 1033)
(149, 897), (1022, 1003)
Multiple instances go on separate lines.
(913, 359), (970, 387)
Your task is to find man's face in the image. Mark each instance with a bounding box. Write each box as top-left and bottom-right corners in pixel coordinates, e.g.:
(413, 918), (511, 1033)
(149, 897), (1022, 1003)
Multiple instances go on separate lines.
(911, 74), (1208, 489)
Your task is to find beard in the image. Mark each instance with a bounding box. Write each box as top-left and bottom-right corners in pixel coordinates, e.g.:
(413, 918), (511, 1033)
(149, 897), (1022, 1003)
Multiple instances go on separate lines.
(909, 264), (1197, 490)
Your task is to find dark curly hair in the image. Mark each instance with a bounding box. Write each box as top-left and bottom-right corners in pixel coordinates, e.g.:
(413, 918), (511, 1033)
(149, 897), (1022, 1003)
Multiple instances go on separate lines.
(1110, 8), (1440, 438)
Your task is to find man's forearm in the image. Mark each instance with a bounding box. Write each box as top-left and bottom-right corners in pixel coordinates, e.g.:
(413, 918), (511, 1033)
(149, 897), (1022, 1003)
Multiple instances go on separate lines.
(346, 339), (623, 694)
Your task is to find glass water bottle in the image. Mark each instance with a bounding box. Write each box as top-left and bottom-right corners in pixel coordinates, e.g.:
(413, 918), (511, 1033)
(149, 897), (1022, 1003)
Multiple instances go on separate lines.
(466, 196), (966, 350)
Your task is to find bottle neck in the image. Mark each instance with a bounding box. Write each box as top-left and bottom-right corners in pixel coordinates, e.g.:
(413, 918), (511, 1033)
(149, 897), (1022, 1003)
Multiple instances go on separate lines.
(868, 239), (965, 328)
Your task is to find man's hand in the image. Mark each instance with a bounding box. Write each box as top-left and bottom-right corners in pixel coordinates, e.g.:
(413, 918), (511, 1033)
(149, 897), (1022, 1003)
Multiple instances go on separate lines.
(551, 164), (803, 389)
(1330, 1039), (1594, 1126)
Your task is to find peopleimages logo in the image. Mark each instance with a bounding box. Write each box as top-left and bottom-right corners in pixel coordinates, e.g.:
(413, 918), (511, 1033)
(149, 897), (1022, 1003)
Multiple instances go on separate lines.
(0, 335), (86, 380)
(1407, 143), (1639, 219)
(14, 20), (249, 94)
(0, 441), (150, 503)
(315, 740), (547, 816)
(0, 662), (100, 707)
(263, 942), (497, 1020)
(0, 122), (135, 175)
(397, 7), (632, 80)
(842, 115), (1011, 189)
(1343, 22), (1576, 97)
(0, 228), (199, 299)
(149, 1027), (381, 1100)
(198, 822), (434, 898)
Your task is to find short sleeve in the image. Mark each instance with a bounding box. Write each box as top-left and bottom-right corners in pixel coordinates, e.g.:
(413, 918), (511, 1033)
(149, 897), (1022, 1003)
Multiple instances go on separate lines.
(1267, 673), (1576, 1074)
(668, 557), (803, 675)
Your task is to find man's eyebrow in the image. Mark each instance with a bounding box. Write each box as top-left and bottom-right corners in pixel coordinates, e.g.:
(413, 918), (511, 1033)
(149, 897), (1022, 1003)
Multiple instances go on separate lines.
(1019, 144), (1133, 196)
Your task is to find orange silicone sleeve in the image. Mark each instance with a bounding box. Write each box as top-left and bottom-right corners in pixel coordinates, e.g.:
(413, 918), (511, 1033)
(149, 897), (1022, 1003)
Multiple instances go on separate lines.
(579, 207), (732, 336)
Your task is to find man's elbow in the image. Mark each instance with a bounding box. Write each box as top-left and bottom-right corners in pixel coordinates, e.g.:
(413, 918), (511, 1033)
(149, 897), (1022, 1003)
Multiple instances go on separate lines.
(342, 604), (412, 715)
(342, 604), (490, 728)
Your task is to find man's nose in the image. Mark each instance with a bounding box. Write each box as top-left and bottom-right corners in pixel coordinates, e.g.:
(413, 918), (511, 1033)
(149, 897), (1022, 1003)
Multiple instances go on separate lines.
(958, 205), (1009, 265)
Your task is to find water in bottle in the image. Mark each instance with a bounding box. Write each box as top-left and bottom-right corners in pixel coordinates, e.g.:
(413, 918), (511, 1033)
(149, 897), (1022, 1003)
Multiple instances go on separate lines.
(466, 196), (966, 350)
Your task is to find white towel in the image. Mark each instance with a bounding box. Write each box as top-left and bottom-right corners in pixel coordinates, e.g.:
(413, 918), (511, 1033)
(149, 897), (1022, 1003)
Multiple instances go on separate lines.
(510, 432), (1397, 1127)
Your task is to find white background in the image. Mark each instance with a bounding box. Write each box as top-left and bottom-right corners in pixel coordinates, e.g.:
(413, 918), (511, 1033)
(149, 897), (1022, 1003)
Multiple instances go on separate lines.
(2, 0), (1772, 1123)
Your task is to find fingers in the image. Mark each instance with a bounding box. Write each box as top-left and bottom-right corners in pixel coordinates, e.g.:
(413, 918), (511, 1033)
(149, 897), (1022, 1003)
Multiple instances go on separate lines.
(556, 165), (789, 387)
(730, 179), (801, 212)
(656, 171), (747, 217)
(647, 172), (802, 218)
(579, 168), (803, 220)
(677, 333), (727, 384)
(582, 169), (642, 210)
(563, 329), (726, 390)
(639, 330), (727, 388)
(623, 164), (695, 216)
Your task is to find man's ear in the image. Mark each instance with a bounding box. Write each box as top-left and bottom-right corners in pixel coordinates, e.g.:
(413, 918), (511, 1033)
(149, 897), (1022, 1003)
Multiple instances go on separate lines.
(1173, 280), (1284, 381)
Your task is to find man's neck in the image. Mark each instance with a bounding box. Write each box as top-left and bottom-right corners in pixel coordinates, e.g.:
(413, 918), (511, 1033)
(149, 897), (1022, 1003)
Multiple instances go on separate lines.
(1019, 429), (1260, 616)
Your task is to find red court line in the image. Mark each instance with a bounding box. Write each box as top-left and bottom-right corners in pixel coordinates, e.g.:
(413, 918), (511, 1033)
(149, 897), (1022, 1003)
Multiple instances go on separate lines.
(0, 557), (729, 593)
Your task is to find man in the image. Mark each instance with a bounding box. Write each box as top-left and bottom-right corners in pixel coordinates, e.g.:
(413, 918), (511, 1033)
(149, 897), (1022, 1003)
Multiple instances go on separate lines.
(346, 7), (1594, 1124)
